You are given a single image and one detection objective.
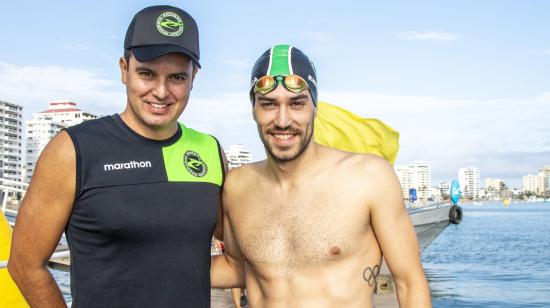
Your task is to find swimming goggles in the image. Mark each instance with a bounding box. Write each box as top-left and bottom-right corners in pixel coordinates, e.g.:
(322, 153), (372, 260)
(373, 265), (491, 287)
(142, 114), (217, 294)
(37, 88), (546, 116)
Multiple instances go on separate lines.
(253, 75), (309, 95)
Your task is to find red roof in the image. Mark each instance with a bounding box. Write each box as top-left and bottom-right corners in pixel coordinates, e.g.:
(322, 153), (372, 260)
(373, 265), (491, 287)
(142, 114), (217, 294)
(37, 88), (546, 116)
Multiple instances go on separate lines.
(40, 108), (82, 113)
(50, 101), (76, 106)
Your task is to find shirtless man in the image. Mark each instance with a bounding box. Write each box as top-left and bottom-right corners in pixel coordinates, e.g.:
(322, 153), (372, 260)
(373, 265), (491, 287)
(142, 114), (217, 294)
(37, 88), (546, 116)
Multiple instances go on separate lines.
(213, 45), (431, 307)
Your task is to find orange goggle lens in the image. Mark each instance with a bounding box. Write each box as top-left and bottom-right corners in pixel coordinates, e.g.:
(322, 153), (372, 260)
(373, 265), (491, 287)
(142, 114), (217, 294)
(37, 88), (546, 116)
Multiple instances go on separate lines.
(253, 75), (309, 95)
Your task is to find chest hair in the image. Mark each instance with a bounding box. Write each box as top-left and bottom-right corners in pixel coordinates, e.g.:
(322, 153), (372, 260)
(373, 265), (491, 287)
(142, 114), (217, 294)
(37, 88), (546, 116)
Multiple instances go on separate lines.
(234, 186), (367, 269)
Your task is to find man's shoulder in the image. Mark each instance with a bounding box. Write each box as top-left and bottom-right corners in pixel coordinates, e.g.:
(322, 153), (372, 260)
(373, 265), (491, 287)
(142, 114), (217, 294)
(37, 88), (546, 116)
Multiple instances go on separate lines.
(222, 162), (263, 210)
(226, 161), (263, 180)
(318, 147), (397, 194)
(224, 160), (266, 188)
(180, 123), (214, 139)
(322, 146), (391, 173)
(323, 149), (402, 210)
(64, 115), (115, 134)
(179, 123), (222, 149)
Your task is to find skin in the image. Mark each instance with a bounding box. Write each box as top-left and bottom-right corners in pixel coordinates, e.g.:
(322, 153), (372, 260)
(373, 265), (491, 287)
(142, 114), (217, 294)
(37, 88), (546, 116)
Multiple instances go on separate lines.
(119, 52), (197, 140)
(231, 288), (245, 308)
(7, 52), (221, 307)
(212, 85), (431, 307)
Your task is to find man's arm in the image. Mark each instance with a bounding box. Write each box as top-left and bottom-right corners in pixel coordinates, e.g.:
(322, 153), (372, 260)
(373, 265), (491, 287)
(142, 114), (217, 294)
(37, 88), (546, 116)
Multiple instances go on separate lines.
(210, 171), (245, 289)
(368, 158), (432, 308)
(8, 131), (76, 307)
(213, 147), (229, 241)
(210, 210), (246, 288)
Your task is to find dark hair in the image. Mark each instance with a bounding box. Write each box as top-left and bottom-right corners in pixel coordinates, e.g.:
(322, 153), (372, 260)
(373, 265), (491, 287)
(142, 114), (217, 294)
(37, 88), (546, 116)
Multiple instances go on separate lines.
(124, 48), (131, 64)
(123, 48), (198, 71)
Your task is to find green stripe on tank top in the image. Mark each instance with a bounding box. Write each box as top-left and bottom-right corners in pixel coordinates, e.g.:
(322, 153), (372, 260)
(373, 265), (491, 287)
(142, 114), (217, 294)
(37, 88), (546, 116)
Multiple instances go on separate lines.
(162, 123), (223, 186)
(268, 44), (291, 76)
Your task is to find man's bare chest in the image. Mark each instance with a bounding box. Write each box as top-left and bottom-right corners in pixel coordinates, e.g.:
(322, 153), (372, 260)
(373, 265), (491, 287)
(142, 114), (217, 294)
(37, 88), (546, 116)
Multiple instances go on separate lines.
(231, 189), (369, 267)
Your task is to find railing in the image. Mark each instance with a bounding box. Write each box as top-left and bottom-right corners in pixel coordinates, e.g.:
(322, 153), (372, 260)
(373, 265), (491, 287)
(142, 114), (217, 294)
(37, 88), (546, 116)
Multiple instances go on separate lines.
(1, 179), (72, 270)
(1, 178), (29, 214)
(0, 250), (71, 269)
(407, 201), (450, 214)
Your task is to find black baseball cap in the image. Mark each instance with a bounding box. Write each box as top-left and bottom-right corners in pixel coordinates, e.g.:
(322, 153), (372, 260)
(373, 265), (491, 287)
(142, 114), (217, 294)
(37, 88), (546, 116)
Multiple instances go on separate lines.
(124, 5), (200, 67)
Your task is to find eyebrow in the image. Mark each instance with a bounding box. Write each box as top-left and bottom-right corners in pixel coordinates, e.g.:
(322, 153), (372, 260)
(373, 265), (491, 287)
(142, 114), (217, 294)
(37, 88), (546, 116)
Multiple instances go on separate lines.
(135, 65), (153, 72)
(290, 94), (308, 101)
(169, 72), (190, 78)
(134, 65), (189, 77)
(256, 96), (276, 102)
(256, 93), (309, 102)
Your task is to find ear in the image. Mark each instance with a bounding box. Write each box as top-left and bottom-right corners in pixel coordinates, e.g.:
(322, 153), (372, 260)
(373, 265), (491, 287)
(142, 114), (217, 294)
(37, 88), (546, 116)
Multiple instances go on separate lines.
(119, 57), (128, 85)
(251, 105), (257, 122)
(190, 65), (198, 91)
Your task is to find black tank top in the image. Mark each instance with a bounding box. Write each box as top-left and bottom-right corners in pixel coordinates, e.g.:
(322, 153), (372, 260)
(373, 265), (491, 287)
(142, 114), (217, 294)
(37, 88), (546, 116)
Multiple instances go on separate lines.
(64, 114), (223, 307)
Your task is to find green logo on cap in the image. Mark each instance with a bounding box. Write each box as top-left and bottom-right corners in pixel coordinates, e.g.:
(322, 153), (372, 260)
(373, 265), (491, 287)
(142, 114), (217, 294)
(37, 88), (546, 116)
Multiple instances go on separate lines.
(156, 12), (184, 37)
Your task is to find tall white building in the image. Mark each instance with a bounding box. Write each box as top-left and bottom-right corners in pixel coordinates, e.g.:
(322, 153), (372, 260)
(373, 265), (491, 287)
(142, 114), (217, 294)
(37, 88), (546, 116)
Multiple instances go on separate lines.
(0, 100), (23, 182)
(485, 178), (504, 191)
(24, 114), (67, 183)
(485, 178), (506, 199)
(542, 166), (550, 193)
(458, 167), (480, 199)
(523, 172), (548, 196)
(439, 181), (451, 199)
(395, 161), (431, 200)
(24, 101), (96, 183)
(225, 144), (252, 170)
(430, 186), (442, 201)
(395, 165), (412, 199)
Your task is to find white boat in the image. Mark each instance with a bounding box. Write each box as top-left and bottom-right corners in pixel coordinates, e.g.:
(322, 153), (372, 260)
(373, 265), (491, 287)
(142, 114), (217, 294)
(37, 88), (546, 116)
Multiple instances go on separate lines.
(408, 202), (462, 251)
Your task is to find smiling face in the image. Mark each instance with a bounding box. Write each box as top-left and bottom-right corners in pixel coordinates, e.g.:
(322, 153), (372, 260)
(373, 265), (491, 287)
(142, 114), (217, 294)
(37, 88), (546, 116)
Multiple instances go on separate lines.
(119, 52), (196, 139)
(253, 84), (316, 163)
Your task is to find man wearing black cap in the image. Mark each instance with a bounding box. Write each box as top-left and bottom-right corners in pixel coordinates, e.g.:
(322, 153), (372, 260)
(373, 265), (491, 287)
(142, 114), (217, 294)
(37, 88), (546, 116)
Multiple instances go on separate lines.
(9, 5), (225, 307)
(213, 45), (432, 307)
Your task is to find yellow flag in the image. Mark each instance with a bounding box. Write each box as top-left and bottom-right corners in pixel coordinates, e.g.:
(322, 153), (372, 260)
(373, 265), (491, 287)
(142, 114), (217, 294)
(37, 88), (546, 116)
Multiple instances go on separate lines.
(1, 212), (29, 307)
(314, 101), (399, 165)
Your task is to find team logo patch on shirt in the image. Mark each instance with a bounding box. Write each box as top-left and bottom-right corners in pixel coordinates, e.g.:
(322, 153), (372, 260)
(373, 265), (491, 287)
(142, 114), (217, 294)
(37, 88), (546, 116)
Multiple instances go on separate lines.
(183, 151), (208, 177)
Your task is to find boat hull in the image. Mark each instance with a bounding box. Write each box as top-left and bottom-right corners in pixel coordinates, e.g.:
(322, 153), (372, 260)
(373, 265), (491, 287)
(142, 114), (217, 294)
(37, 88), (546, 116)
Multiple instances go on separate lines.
(409, 203), (455, 251)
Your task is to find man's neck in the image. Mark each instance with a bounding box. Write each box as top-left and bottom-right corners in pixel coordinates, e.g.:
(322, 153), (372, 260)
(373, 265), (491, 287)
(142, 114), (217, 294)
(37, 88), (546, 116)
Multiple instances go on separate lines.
(266, 142), (323, 188)
(119, 111), (178, 140)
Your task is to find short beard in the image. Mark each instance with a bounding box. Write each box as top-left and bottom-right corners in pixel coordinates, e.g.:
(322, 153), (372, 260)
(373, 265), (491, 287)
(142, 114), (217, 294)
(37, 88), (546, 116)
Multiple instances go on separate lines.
(258, 121), (314, 163)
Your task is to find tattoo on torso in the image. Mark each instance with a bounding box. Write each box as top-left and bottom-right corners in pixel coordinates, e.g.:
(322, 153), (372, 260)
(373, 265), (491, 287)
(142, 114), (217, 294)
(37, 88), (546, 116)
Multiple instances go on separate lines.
(363, 265), (380, 288)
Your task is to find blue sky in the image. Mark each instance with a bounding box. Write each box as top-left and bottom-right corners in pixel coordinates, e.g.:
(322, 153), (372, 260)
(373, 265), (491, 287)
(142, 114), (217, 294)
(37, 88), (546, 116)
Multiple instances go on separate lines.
(1, 1), (549, 188)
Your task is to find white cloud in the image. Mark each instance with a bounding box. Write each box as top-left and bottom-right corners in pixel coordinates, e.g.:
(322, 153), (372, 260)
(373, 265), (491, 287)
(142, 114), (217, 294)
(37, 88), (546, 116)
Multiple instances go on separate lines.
(396, 31), (460, 41)
(0, 62), (125, 119)
(1, 60), (545, 187)
(299, 31), (335, 43)
(182, 93), (266, 161)
(179, 90), (550, 187)
(218, 59), (252, 68)
(318, 91), (549, 186)
(535, 91), (550, 103)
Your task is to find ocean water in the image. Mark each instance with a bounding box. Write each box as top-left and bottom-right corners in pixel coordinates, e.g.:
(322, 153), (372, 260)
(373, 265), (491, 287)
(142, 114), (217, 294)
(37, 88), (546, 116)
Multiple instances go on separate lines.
(9, 202), (550, 306)
(422, 201), (550, 308)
